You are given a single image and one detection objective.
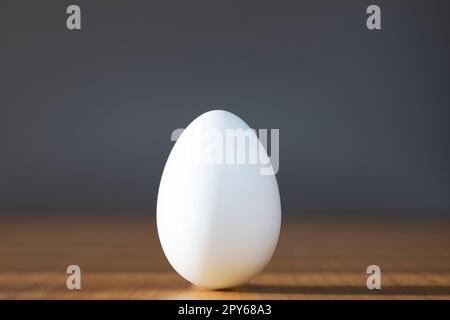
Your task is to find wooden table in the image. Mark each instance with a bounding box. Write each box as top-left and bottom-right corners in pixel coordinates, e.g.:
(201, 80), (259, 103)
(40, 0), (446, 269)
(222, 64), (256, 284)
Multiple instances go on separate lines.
(1, 214), (449, 299)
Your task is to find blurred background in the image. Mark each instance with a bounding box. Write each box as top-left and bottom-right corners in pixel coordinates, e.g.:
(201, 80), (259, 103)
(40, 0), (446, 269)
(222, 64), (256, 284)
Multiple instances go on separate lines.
(0, 0), (449, 217)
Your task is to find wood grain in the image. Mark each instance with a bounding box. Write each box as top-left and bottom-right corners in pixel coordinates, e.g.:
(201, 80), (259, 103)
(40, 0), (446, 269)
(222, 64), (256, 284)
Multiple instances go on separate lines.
(0, 214), (449, 299)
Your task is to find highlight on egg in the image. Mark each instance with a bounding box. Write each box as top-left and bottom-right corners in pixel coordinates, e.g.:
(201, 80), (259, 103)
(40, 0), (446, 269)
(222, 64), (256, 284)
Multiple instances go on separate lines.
(156, 110), (281, 289)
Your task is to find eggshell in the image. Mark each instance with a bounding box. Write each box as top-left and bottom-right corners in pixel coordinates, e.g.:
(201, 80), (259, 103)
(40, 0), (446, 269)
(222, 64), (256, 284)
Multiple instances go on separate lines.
(157, 110), (281, 289)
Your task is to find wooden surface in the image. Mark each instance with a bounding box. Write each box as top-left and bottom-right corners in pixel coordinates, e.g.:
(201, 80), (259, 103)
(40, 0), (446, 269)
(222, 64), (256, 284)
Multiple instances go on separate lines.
(0, 214), (449, 299)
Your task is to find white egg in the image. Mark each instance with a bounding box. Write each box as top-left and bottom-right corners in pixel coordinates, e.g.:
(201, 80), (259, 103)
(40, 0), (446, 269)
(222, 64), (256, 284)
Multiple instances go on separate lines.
(156, 110), (281, 289)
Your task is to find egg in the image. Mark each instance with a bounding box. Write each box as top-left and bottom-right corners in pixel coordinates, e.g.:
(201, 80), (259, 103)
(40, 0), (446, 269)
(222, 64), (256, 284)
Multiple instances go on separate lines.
(156, 110), (281, 289)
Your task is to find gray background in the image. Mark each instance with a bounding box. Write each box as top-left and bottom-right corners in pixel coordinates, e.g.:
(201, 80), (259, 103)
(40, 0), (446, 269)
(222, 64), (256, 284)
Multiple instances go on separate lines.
(1, 1), (449, 215)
